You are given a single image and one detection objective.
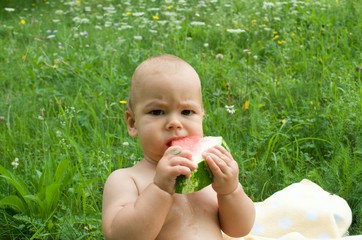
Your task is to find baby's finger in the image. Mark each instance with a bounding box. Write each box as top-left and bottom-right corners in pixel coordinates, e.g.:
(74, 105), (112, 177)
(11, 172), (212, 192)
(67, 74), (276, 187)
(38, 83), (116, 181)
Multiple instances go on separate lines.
(209, 153), (232, 175)
(171, 149), (182, 155)
(204, 154), (225, 176)
(171, 164), (194, 178)
(165, 146), (182, 155)
(172, 156), (197, 170)
(204, 146), (235, 166)
(215, 145), (233, 159)
(166, 146), (193, 160)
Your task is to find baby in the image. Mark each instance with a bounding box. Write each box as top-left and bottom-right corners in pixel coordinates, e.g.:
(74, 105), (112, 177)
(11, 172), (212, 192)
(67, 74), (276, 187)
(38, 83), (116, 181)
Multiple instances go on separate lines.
(102, 54), (255, 239)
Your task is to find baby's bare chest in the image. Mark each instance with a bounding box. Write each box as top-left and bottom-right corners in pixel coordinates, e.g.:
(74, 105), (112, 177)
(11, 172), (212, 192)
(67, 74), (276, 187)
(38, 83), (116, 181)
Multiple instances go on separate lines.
(170, 192), (216, 219)
(131, 165), (222, 238)
(156, 191), (222, 240)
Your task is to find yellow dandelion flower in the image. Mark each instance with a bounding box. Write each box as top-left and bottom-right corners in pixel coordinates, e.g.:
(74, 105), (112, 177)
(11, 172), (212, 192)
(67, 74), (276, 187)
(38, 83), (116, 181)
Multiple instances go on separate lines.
(126, 11), (132, 16)
(277, 40), (286, 45)
(76, 0), (81, 6)
(152, 15), (159, 20)
(20, 19), (26, 25)
(242, 100), (250, 111)
(166, 6), (172, 10)
(53, 64), (57, 69)
(251, 19), (257, 25)
(272, 35), (279, 40)
(119, 100), (127, 105)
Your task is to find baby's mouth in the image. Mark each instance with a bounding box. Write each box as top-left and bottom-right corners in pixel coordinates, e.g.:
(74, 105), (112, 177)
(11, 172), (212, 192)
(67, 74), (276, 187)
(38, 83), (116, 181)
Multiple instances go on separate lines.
(166, 139), (174, 148)
(166, 136), (186, 148)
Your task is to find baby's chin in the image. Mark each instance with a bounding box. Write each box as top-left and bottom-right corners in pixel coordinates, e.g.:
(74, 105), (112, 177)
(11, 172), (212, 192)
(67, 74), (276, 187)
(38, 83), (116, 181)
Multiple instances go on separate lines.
(144, 154), (162, 164)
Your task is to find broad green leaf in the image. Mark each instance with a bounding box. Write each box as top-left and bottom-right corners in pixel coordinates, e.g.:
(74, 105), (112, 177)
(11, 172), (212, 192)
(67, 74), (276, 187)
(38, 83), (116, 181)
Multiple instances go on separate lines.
(0, 195), (26, 213)
(54, 158), (71, 185)
(23, 194), (44, 216)
(0, 165), (30, 197)
(45, 183), (60, 216)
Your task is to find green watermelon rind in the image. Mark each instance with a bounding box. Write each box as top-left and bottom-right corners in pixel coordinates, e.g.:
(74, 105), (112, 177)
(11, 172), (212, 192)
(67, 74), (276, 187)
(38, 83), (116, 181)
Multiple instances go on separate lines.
(174, 137), (229, 194)
(175, 160), (213, 194)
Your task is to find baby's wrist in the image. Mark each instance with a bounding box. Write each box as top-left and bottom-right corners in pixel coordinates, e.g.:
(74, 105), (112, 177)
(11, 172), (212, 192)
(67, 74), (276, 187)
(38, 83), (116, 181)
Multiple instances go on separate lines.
(217, 183), (242, 198)
(152, 182), (174, 196)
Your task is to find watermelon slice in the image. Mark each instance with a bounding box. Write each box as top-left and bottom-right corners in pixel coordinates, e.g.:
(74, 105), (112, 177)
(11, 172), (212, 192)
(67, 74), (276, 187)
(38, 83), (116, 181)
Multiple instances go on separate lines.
(171, 136), (223, 194)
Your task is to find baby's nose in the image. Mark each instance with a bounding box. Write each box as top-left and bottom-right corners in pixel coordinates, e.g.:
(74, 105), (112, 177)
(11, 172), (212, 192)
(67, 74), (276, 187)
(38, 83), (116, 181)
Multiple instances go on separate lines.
(166, 115), (182, 130)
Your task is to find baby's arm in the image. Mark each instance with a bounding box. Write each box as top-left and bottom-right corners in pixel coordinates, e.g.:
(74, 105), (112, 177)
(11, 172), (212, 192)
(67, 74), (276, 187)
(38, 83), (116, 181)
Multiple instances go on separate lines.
(102, 174), (173, 239)
(217, 183), (255, 237)
(102, 146), (196, 239)
(204, 146), (255, 237)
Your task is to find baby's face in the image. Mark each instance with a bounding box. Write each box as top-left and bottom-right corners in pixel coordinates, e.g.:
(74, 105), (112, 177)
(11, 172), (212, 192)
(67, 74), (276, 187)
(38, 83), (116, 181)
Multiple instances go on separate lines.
(128, 62), (204, 162)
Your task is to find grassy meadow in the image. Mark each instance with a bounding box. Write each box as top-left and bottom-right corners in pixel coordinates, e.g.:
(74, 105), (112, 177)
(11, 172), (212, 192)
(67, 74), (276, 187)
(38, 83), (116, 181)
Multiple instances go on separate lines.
(1, 0), (362, 238)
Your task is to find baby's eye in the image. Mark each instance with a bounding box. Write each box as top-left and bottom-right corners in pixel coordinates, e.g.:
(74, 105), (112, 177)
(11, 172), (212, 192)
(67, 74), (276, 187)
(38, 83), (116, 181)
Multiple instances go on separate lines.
(149, 110), (165, 116)
(181, 110), (194, 116)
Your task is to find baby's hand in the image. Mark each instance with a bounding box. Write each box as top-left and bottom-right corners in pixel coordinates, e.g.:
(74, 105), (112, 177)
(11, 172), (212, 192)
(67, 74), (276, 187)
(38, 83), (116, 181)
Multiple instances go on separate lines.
(153, 146), (197, 194)
(203, 146), (239, 195)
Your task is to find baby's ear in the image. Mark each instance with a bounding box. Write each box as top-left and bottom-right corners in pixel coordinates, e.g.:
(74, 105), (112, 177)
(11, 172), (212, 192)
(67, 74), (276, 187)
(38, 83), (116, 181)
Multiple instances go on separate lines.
(125, 109), (138, 138)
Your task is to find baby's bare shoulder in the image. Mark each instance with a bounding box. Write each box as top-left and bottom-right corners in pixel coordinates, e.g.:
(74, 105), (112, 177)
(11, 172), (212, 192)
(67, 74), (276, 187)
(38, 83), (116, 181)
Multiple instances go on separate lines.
(106, 161), (145, 181)
(102, 165), (144, 213)
(105, 161), (153, 193)
(103, 169), (135, 197)
(105, 167), (134, 184)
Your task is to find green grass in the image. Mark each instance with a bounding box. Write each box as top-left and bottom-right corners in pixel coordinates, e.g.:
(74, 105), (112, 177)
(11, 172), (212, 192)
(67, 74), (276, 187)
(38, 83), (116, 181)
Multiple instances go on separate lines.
(1, 0), (361, 238)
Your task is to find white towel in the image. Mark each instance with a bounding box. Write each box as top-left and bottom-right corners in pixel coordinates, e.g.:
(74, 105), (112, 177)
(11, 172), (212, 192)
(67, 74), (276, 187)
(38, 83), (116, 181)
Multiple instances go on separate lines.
(225, 179), (362, 240)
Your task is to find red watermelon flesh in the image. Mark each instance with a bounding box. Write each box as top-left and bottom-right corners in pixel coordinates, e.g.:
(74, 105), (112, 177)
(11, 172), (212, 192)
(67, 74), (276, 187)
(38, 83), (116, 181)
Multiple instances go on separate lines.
(171, 136), (223, 193)
(171, 136), (223, 163)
